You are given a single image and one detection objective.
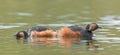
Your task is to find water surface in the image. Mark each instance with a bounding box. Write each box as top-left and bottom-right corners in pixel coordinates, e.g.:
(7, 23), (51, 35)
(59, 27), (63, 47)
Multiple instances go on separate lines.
(0, 0), (120, 55)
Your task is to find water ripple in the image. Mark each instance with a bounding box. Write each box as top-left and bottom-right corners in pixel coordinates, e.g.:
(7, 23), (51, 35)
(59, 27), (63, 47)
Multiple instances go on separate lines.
(57, 13), (77, 18)
(0, 25), (20, 29)
(0, 23), (28, 29)
(99, 15), (120, 26)
(37, 23), (74, 27)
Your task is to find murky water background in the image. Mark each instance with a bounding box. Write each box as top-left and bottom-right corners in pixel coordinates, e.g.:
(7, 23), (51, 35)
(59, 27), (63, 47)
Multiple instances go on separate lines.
(0, 0), (120, 55)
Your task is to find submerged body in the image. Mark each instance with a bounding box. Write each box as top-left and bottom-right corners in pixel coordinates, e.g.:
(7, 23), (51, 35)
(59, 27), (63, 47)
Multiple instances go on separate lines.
(58, 23), (101, 49)
(28, 26), (57, 44)
(31, 30), (56, 44)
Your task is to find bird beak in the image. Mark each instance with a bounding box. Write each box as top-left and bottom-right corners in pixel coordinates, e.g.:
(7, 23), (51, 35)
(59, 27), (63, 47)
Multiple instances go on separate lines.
(98, 27), (102, 29)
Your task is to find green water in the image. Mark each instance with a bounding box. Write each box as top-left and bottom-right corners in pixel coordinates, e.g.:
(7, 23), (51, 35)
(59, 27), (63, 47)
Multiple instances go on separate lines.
(0, 0), (120, 55)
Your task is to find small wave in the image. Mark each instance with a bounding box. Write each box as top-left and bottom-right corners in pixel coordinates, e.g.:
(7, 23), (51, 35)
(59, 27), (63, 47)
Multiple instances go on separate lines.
(0, 25), (20, 29)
